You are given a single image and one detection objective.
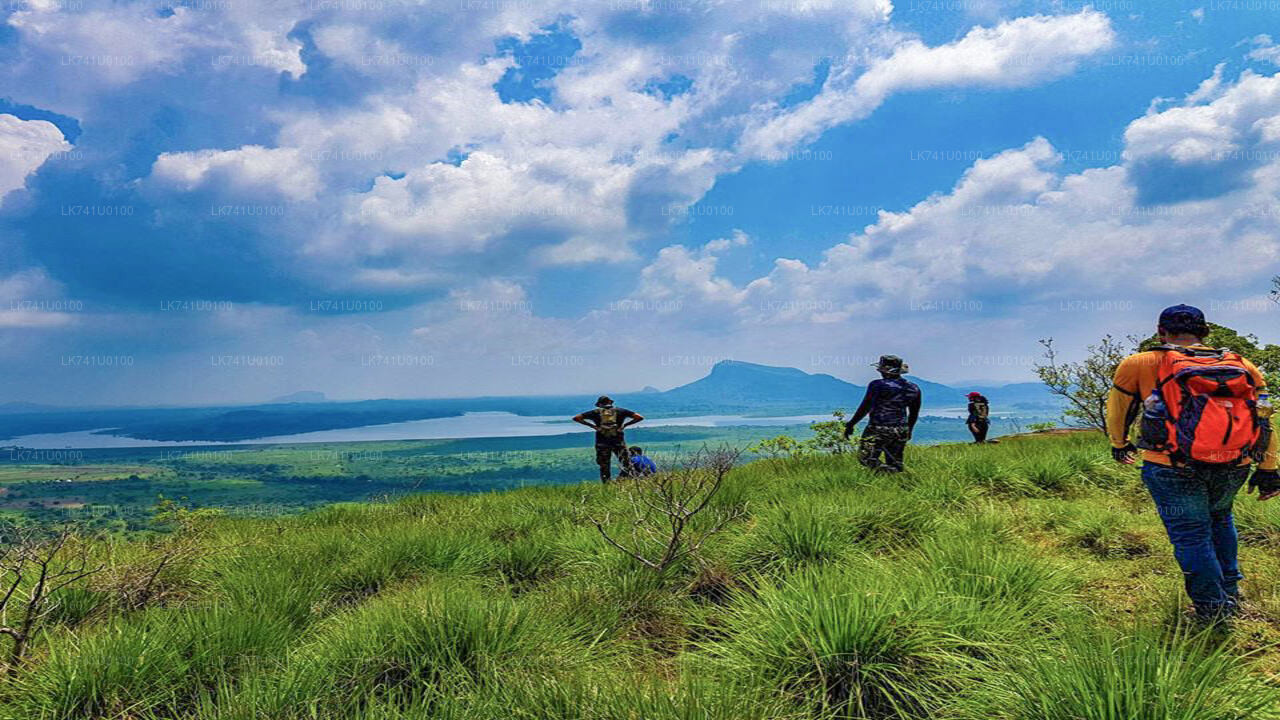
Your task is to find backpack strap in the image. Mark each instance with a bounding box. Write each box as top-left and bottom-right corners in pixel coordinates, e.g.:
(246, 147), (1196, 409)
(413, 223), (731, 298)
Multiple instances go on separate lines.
(1154, 348), (1179, 389)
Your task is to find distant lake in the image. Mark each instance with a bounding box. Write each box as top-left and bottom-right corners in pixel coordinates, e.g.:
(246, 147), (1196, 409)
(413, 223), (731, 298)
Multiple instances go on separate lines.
(4, 407), (1004, 450)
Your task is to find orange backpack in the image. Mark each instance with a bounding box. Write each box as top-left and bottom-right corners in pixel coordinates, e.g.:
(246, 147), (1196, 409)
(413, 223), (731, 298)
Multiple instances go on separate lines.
(1137, 346), (1266, 465)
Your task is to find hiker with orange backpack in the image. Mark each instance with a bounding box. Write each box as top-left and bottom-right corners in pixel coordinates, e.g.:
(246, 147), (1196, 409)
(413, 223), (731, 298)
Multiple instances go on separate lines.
(1106, 305), (1278, 622)
(573, 396), (644, 483)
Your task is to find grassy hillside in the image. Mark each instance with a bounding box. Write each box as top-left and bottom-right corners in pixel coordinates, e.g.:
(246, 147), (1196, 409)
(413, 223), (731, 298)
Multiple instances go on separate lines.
(0, 426), (804, 528)
(3, 432), (1280, 719)
(0, 418), (1033, 528)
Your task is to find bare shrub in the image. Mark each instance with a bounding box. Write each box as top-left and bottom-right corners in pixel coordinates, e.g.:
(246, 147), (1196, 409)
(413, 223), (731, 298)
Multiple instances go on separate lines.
(0, 523), (104, 674)
(588, 446), (744, 572)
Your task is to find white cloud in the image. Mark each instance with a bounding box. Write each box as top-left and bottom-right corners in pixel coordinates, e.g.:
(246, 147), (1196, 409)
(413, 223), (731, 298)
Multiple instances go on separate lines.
(630, 233), (750, 313)
(1248, 35), (1280, 67)
(739, 10), (1115, 160)
(0, 114), (70, 200)
(676, 68), (1280, 337)
(1183, 62), (1227, 105)
(10, 1), (1249, 396)
(7, 4), (211, 87)
(1124, 69), (1280, 166)
(0, 269), (75, 329)
(151, 146), (322, 201)
(92, 3), (1114, 286)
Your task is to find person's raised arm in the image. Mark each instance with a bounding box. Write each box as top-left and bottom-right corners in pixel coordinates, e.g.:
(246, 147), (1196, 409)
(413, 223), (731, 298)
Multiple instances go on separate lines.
(622, 411), (644, 428)
(573, 412), (597, 428)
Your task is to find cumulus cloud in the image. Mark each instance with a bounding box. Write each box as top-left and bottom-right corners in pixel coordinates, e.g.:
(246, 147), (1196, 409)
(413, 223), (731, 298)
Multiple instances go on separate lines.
(687, 68), (1280, 335)
(12, 1), (1257, 399)
(629, 231), (750, 319)
(739, 10), (1115, 160)
(0, 268), (75, 329)
(1124, 68), (1280, 203)
(2, 0), (1118, 302)
(0, 115), (70, 201)
(487, 64), (1278, 379)
(151, 146), (322, 202)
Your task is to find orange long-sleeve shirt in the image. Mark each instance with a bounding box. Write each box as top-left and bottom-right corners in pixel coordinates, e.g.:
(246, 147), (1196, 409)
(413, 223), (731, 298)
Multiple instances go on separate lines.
(1105, 344), (1277, 470)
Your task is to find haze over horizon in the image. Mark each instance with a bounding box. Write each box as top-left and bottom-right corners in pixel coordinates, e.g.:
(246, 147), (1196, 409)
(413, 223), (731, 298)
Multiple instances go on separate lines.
(0, 358), (1049, 410)
(2, 1), (1278, 406)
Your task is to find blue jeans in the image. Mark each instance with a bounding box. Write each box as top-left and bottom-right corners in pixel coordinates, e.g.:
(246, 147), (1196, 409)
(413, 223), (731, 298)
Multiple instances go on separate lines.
(1142, 463), (1249, 615)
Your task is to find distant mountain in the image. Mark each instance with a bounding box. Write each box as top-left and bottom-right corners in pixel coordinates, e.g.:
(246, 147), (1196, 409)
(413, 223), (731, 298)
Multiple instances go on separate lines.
(0, 402), (57, 414)
(639, 386), (662, 393)
(632, 361), (1056, 414)
(653, 360), (864, 408)
(271, 391), (327, 404)
(904, 375), (966, 405)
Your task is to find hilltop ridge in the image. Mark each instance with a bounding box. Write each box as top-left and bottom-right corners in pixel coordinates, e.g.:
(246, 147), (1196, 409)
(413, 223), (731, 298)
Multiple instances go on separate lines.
(4, 431), (1277, 719)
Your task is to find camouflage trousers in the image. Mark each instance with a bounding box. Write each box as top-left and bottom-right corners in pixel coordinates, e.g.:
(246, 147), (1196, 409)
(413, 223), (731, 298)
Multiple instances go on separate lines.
(858, 425), (911, 473)
(595, 440), (631, 482)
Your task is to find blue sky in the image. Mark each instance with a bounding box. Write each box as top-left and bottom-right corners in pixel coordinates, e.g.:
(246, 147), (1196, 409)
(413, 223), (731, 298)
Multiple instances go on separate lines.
(1, 0), (1278, 405)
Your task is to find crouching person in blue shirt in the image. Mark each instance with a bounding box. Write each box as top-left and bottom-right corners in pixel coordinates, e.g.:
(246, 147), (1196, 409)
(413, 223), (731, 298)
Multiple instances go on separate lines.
(626, 447), (657, 476)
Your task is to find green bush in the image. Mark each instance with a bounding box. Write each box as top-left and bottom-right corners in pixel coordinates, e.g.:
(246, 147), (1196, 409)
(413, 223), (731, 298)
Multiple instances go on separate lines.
(967, 625), (1280, 720)
(222, 581), (585, 719)
(703, 563), (977, 719)
(9, 604), (296, 719)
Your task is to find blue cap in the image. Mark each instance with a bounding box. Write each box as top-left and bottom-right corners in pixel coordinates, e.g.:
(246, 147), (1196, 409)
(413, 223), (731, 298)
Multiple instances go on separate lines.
(1158, 304), (1207, 333)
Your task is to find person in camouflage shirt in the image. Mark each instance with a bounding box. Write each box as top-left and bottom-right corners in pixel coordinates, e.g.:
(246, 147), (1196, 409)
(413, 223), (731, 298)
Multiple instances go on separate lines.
(573, 395), (644, 482)
(842, 355), (922, 473)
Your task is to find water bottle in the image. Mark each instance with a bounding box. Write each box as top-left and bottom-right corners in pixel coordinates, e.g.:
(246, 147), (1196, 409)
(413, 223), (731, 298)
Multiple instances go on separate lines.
(1259, 392), (1272, 420)
(1137, 390), (1168, 451)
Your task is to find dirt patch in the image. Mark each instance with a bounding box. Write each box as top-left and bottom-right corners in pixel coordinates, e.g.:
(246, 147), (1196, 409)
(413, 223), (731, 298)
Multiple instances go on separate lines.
(686, 565), (738, 605)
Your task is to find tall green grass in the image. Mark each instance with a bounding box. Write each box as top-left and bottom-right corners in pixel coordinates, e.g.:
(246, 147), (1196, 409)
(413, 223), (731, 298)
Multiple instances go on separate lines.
(9, 604), (297, 719)
(701, 562), (990, 718)
(215, 581), (589, 720)
(5, 432), (1280, 720)
(967, 625), (1280, 720)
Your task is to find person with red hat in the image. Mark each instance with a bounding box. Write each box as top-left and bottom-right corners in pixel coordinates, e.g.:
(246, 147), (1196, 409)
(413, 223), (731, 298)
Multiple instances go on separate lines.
(965, 391), (990, 443)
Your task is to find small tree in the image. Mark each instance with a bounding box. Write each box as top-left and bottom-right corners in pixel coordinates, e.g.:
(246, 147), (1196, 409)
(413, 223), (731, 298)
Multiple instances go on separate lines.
(0, 523), (104, 675)
(1035, 335), (1141, 433)
(588, 447), (743, 572)
(746, 434), (806, 459)
(105, 497), (224, 611)
(746, 412), (856, 458)
(806, 410), (857, 454)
